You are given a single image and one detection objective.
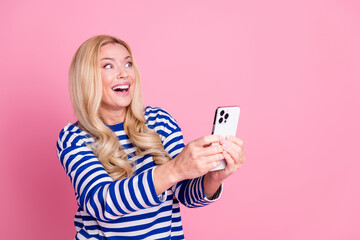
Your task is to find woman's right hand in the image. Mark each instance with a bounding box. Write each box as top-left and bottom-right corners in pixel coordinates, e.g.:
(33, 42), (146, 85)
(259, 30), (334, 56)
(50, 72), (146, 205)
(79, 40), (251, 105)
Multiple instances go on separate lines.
(171, 135), (225, 181)
(154, 135), (224, 195)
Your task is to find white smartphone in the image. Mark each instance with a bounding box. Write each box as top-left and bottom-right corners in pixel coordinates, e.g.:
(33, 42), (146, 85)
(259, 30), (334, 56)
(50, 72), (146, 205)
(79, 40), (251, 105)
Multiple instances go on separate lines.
(210, 106), (240, 171)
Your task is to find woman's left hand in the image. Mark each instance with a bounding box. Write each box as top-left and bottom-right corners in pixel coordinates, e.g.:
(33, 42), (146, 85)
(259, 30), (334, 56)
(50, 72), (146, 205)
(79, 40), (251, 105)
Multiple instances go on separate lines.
(213, 136), (245, 180)
(204, 136), (245, 198)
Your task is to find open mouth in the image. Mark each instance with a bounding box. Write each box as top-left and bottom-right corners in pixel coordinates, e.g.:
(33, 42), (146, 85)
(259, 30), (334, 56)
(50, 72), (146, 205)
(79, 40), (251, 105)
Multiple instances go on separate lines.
(112, 84), (130, 93)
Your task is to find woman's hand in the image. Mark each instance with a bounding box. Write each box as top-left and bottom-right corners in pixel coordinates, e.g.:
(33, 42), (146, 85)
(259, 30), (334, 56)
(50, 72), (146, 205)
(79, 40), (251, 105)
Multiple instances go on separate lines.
(154, 135), (224, 195)
(204, 136), (245, 198)
(171, 135), (225, 181)
(154, 135), (244, 196)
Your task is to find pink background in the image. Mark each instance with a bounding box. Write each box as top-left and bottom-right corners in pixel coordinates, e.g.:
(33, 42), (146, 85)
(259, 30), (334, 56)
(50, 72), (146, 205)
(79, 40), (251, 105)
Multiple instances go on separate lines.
(1, 0), (359, 239)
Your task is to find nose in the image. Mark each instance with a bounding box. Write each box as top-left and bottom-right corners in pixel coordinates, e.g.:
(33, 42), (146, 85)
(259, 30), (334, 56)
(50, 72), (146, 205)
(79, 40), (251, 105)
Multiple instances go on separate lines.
(117, 67), (128, 79)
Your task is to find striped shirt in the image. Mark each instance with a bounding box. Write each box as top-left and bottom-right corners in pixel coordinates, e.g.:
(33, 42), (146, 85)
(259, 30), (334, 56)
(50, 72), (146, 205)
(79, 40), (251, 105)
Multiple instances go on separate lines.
(56, 107), (222, 240)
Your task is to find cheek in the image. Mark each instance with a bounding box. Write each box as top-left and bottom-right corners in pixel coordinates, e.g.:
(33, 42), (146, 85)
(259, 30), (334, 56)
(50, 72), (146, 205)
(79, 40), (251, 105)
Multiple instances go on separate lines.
(101, 73), (112, 87)
(101, 87), (110, 103)
(101, 73), (114, 95)
(100, 78), (111, 97)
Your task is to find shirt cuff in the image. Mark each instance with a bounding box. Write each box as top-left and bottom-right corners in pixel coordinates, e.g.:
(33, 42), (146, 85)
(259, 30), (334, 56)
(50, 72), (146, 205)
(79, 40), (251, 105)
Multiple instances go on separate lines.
(204, 183), (223, 202)
(149, 167), (168, 204)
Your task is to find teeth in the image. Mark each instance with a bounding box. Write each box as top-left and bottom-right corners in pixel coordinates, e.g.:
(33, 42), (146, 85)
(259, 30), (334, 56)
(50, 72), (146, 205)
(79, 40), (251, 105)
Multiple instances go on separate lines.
(112, 85), (129, 90)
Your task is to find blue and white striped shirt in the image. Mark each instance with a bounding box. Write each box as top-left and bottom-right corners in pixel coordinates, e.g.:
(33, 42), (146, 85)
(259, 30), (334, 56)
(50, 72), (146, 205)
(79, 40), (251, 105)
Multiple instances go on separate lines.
(57, 107), (222, 239)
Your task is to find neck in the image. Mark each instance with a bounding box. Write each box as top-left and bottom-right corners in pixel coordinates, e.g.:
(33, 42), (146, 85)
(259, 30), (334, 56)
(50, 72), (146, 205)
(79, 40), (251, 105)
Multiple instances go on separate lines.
(99, 107), (127, 125)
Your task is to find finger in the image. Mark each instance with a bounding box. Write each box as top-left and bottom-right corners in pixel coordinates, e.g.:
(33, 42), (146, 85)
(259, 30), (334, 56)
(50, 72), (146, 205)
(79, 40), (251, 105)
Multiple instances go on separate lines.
(190, 153), (223, 172)
(194, 135), (223, 147)
(223, 139), (242, 154)
(223, 151), (236, 173)
(224, 137), (244, 156)
(225, 136), (244, 149)
(222, 141), (244, 165)
(209, 159), (223, 170)
(202, 144), (224, 157)
(222, 141), (240, 161)
(201, 153), (224, 163)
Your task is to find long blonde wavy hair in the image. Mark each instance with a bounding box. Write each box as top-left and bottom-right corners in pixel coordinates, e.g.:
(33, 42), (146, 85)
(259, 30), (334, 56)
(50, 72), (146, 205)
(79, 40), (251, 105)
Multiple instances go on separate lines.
(69, 35), (171, 180)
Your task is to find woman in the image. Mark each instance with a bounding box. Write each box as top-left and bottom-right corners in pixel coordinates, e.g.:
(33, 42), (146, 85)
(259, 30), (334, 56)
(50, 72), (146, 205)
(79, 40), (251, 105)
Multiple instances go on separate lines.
(57, 35), (245, 239)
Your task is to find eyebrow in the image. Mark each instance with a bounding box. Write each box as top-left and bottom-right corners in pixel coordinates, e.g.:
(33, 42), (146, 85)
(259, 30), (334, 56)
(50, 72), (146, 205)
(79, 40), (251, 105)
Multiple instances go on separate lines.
(100, 56), (132, 61)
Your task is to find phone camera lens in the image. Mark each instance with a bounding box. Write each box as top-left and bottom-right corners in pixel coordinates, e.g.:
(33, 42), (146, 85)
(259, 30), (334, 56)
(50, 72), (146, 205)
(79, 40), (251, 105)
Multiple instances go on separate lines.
(219, 117), (223, 123)
(220, 110), (225, 116)
(225, 113), (229, 119)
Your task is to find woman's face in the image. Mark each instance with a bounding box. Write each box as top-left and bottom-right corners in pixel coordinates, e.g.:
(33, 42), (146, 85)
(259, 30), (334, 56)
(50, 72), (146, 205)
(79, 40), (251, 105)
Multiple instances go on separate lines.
(99, 43), (136, 123)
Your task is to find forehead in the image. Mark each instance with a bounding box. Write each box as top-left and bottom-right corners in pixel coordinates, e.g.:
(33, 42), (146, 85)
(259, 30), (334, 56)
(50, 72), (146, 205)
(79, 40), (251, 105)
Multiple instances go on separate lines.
(100, 43), (130, 58)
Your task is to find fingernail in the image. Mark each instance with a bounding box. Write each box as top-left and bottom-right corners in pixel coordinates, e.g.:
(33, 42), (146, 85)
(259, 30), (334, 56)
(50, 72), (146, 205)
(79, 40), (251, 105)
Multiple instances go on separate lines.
(223, 144), (228, 150)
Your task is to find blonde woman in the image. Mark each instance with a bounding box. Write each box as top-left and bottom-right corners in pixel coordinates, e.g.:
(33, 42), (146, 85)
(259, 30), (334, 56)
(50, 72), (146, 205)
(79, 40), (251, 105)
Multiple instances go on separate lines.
(57, 35), (245, 239)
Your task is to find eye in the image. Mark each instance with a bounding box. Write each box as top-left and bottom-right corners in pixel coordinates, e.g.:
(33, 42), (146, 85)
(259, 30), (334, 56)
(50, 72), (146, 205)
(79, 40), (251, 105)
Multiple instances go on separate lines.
(103, 64), (113, 69)
(124, 62), (133, 68)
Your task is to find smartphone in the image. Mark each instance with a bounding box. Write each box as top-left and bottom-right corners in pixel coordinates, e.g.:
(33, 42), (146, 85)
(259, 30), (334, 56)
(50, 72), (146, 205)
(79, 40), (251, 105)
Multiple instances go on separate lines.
(210, 106), (240, 171)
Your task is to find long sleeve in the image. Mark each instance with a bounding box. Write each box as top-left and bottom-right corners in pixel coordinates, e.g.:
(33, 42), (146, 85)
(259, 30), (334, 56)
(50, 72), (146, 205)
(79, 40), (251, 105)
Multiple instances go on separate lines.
(56, 124), (167, 222)
(145, 107), (223, 208)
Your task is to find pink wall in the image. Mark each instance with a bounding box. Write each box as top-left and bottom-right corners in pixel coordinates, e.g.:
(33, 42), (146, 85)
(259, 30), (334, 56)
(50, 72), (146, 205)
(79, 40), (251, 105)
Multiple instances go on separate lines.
(1, 0), (359, 239)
